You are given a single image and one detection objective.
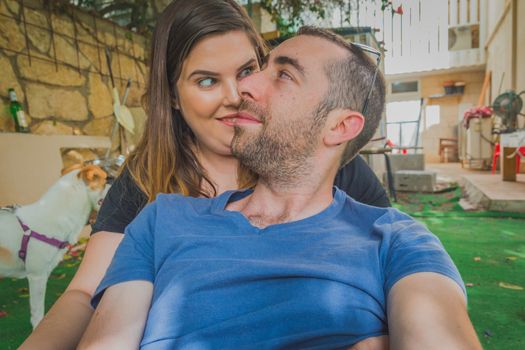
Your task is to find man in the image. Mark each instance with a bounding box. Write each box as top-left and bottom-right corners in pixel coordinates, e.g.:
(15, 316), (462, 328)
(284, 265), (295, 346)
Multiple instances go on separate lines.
(78, 27), (481, 349)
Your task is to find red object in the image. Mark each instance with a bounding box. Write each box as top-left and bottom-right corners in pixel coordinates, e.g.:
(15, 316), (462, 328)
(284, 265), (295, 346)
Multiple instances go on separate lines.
(491, 143), (525, 174)
(463, 106), (493, 129)
(385, 139), (407, 154)
(394, 5), (404, 15)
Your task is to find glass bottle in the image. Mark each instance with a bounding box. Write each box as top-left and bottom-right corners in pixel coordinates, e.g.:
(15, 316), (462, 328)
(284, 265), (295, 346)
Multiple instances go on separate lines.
(8, 88), (30, 133)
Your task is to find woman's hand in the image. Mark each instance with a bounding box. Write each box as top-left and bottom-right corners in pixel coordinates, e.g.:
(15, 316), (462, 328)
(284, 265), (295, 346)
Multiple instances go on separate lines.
(77, 280), (153, 349)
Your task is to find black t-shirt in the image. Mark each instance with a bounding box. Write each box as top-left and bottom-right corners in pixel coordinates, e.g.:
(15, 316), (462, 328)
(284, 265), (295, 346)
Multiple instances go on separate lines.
(92, 155), (390, 234)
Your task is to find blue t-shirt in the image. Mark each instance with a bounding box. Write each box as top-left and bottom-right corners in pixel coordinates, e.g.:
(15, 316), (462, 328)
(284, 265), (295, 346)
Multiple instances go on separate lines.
(93, 188), (465, 349)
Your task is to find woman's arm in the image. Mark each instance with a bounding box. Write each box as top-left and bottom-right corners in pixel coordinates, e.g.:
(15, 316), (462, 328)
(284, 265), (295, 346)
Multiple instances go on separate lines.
(78, 200), (158, 349)
(77, 280), (153, 349)
(18, 232), (123, 350)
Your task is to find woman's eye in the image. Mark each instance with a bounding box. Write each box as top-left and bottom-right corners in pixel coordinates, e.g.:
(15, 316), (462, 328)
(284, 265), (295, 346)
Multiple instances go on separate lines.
(239, 66), (256, 79)
(197, 78), (216, 88)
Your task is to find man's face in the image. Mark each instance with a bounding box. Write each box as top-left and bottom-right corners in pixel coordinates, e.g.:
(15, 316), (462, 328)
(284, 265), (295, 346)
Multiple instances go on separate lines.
(231, 35), (347, 181)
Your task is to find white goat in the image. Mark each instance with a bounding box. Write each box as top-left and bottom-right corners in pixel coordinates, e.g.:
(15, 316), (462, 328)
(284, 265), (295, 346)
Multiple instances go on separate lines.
(0, 165), (108, 328)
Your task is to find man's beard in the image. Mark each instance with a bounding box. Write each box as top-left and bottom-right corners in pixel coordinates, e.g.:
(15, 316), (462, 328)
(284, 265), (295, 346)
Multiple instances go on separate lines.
(231, 99), (327, 186)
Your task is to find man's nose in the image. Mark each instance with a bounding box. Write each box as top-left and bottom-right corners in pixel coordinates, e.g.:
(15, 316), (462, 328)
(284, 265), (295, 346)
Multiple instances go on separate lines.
(238, 69), (265, 102)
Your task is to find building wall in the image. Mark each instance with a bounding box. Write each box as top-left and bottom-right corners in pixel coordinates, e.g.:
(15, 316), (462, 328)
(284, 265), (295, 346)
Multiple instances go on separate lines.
(516, 0), (525, 94)
(485, 1), (512, 101)
(387, 67), (485, 164)
(387, 0), (524, 164)
(0, 0), (148, 140)
(485, 0), (524, 129)
(421, 69), (485, 163)
(486, 1), (507, 37)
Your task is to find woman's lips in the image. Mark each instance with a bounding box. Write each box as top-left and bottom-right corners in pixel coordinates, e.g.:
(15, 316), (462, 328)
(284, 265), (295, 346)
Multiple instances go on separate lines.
(218, 112), (261, 126)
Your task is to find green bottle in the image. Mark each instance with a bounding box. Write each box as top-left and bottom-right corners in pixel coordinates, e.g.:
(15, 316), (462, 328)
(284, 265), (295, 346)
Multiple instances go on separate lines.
(8, 88), (30, 133)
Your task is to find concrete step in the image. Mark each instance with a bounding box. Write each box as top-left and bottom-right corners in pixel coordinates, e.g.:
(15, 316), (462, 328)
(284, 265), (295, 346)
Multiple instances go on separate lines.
(460, 174), (525, 213)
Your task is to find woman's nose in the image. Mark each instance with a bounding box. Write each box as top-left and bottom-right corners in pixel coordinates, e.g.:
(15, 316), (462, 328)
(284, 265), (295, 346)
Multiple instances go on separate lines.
(223, 80), (241, 106)
(238, 70), (264, 102)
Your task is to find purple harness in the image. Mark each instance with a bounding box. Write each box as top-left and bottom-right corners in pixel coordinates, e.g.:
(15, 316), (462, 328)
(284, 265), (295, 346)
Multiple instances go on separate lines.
(17, 218), (70, 263)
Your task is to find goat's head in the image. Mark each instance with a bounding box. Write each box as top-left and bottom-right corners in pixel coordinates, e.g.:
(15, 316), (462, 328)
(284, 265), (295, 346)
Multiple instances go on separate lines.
(77, 165), (109, 210)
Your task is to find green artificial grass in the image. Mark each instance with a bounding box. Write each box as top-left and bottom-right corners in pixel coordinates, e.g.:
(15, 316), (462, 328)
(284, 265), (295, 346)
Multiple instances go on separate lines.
(0, 244), (84, 350)
(414, 216), (525, 349)
(1, 190), (524, 349)
(394, 188), (525, 350)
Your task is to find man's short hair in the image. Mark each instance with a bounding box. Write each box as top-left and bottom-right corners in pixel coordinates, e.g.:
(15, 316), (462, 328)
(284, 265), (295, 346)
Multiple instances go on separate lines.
(297, 26), (386, 166)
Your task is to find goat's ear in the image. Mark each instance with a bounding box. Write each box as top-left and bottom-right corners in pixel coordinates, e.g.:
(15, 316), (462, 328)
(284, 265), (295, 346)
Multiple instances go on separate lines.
(77, 165), (107, 186)
(61, 163), (83, 176)
(77, 166), (94, 183)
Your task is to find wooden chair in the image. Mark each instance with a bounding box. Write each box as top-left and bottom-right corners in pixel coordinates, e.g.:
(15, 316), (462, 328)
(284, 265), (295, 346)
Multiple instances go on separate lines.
(439, 138), (458, 163)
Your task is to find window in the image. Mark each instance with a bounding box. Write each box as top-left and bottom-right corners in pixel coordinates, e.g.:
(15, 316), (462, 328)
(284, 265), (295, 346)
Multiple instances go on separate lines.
(386, 100), (422, 147)
(425, 105), (441, 130)
(391, 81), (419, 94)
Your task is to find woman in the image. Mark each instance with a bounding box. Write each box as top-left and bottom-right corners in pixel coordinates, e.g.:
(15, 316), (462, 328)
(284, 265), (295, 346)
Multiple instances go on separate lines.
(21, 0), (389, 348)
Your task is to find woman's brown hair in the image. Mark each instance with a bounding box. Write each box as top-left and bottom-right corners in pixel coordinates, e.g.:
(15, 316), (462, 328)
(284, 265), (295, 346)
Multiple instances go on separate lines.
(126, 0), (266, 201)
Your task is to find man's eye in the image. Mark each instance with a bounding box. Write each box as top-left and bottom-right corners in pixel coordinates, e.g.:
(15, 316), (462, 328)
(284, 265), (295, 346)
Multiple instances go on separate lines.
(278, 70), (292, 80)
(197, 78), (216, 88)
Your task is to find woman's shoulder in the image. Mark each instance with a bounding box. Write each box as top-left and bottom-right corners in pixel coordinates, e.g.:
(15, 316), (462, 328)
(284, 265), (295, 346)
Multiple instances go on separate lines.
(91, 166), (147, 235)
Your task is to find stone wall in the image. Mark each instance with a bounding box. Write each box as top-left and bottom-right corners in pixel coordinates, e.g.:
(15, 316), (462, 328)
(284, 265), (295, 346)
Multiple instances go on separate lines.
(0, 0), (149, 139)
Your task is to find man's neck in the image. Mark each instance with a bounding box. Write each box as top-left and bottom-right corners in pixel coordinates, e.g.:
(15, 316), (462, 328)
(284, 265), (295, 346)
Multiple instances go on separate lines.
(226, 165), (338, 229)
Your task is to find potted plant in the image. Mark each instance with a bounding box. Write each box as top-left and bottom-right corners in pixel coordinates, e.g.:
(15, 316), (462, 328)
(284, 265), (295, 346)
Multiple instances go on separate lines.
(443, 80), (455, 95)
(454, 81), (466, 94)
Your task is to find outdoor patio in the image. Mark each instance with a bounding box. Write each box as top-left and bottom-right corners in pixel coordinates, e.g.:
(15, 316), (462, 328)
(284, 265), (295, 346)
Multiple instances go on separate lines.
(427, 162), (525, 212)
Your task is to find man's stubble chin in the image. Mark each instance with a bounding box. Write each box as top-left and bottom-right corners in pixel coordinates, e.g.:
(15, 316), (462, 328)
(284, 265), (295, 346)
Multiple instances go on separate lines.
(231, 118), (324, 185)
(231, 125), (274, 177)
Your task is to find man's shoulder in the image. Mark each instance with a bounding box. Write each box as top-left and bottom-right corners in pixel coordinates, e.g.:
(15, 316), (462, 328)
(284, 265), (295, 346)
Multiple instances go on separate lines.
(155, 192), (214, 208)
(336, 188), (424, 234)
(336, 187), (393, 218)
(153, 190), (234, 215)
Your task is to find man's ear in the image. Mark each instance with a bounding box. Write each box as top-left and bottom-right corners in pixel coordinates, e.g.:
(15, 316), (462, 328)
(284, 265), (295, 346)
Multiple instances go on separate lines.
(323, 109), (364, 147)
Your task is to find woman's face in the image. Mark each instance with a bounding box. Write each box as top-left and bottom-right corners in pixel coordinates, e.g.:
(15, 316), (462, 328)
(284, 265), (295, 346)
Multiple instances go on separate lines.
(176, 30), (259, 157)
